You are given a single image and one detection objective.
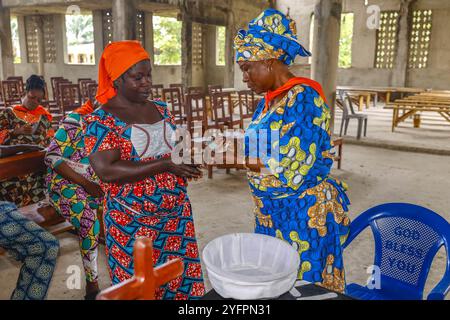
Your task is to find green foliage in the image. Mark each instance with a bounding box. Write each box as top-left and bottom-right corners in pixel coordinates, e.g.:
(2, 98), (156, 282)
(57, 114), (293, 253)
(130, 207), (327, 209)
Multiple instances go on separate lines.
(153, 16), (181, 65)
(216, 26), (226, 66)
(66, 14), (94, 45)
(10, 17), (21, 63)
(339, 13), (354, 69)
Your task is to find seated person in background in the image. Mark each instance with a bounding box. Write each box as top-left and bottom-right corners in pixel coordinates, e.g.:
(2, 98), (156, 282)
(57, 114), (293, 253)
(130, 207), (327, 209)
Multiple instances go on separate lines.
(45, 99), (103, 300)
(0, 145), (59, 300)
(0, 75), (54, 146)
(0, 75), (54, 207)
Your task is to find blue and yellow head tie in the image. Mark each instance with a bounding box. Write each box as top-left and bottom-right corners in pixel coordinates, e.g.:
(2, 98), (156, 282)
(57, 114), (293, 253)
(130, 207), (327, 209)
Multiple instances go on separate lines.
(234, 8), (311, 65)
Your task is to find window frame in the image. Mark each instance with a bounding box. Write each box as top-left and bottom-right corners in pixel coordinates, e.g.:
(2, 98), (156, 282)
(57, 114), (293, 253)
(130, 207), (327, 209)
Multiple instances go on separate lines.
(374, 10), (400, 69)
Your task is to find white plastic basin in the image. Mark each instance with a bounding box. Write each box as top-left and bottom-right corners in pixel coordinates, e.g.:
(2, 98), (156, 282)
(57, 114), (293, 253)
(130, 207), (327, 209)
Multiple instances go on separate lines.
(202, 233), (300, 300)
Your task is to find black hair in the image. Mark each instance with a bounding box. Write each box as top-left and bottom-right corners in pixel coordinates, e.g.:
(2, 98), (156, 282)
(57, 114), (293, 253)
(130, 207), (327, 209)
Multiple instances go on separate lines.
(25, 75), (46, 94)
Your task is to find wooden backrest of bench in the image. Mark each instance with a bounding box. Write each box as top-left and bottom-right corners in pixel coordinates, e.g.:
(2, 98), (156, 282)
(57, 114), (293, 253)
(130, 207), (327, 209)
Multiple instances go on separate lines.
(0, 150), (74, 236)
(0, 151), (46, 180)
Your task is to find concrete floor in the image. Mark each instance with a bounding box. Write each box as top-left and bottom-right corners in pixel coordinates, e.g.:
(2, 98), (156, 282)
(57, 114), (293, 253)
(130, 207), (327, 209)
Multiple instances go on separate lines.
(0, 144), (449, 300)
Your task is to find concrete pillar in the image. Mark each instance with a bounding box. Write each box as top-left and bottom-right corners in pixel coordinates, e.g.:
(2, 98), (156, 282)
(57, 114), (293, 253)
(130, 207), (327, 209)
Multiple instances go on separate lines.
(35, 16), (45, 77)
(181, 13), (193, 88)
(17, 15), (26, 65)
(392, 0), (416, 87)
(144, 12), (154, 63)
(0, 2), (15, 78)
(112, 0), (136, 41)
(224, 10), (235, 88)
(55, 14), (65, 68)
(311, 0), (342, 131)
(93, 10), (104, 65)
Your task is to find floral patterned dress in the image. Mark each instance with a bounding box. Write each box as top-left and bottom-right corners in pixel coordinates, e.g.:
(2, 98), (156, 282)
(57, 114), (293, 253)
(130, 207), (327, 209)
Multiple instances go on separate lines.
(45, 112), (101, 283)
(83, 101), (205, 299)
(0, 106), (54, 207)
(244, 83), (351, 293)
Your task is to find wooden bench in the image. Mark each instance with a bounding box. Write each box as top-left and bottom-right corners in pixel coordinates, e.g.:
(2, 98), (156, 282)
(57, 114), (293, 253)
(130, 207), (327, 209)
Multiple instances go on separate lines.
(346, 91), (378, 111)
(337, 86), (425, 105)
(332, 138), (343, 170)
(0, 151), (74, 235)
(385, 93), (450, 131)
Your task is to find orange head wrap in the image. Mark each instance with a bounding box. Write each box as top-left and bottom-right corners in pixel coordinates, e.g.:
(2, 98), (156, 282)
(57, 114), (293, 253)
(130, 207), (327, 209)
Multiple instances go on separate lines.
(96, 40), (150, 104)
(74, 99), (95, 116)
(13, 104), (53, 122)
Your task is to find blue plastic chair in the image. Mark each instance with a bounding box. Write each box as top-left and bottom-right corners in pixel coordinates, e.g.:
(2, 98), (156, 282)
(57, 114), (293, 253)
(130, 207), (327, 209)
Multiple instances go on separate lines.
(343, 203), (450, 300)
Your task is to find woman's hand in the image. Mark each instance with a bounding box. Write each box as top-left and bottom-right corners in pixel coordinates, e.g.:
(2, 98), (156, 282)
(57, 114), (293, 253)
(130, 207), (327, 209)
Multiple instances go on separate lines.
(82, 181), (104, 198)
(13, 125), (33, 136)
(165, 160), (203, 180)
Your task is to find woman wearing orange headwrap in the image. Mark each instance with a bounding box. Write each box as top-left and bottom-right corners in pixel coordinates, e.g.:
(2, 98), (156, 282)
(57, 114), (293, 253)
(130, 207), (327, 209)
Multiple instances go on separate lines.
(83, 41), (205, 299)
(0, 75), (54, 207)
(0, 75), (53, 147)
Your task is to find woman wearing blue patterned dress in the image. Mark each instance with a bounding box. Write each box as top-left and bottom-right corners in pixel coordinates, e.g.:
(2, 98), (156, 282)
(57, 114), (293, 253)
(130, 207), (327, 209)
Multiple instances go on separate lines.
(234, 9), (351, 293)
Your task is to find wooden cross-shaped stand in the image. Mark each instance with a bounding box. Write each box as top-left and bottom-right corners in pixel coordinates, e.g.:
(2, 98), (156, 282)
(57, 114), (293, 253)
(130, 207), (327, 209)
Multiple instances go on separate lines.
(97, 238), (184, 300)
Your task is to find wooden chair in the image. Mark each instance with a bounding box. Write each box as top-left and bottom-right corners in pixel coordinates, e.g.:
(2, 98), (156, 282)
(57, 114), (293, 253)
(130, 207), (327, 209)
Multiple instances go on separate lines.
(162, 87), (185, 125)
(205, 92), (245, 178)
(149, 84), (164, 100)
(185, 93), (207, 135)
(46, 77), (64, 114)
(237, 90), (257, 128)
(180, 92), (208, 164)
(208, 84), (223, 97)
(50, 77), (64, 100)
(7, 76), (24, 94)
(169, 83), (185, 103)
(77, 78), (92, 84)
(78, 79), (96, 103)
(59, 83), (81, 115)
(87, 83), (98, 103)
(40, 81), (51, 110)
(1, 80), (23, 107)
(0, 151), (73, 235)
(210, 92), (240, 130)
(0, 89), (4, 109)
(52, 79), (71, 112)
(332, 137), (343, 170)
(187, 86), (204, 95)
(96, 238), (183, 300)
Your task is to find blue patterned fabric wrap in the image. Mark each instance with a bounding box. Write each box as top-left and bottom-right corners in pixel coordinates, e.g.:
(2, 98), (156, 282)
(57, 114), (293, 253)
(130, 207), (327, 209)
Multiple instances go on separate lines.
(0, 201), (59, 300)
(244, 84), (351, 293)
(234, 8), (311, 65)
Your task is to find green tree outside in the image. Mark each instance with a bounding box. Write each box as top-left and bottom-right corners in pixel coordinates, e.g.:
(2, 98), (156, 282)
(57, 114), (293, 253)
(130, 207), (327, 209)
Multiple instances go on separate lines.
(10, 17), (21, 64)
(66, 14), (94, 45)
(153, 16), (181, 65)
(339, 13), (354, 69)
(216, 26), (226, 66)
